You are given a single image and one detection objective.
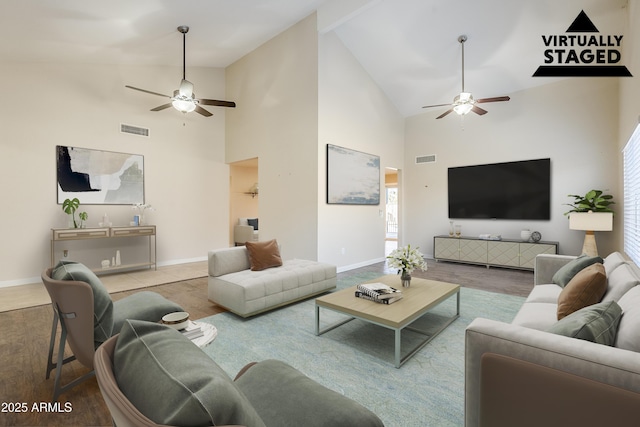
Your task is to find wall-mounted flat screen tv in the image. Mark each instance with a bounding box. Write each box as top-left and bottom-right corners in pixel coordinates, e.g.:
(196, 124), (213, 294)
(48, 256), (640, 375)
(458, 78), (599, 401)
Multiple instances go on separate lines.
(448, 158), (551, 220)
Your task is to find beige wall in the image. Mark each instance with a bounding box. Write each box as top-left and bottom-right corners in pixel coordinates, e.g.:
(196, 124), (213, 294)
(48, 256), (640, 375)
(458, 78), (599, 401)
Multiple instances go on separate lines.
(0, 63), (230, 286)
(225, 14), (319, 261)
(318, 31), (405, 270)
(404, 77), (620, 258)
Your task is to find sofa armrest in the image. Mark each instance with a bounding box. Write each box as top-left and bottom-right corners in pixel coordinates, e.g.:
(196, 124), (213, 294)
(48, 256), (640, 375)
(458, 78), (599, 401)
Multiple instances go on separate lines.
(534, 254), (577, 285)
(465, 318), (640, 427)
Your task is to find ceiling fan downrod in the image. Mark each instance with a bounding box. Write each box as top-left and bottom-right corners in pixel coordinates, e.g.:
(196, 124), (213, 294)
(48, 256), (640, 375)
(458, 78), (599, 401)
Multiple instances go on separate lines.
(178, 25), (189, 81)
(458, 35), (467, 93)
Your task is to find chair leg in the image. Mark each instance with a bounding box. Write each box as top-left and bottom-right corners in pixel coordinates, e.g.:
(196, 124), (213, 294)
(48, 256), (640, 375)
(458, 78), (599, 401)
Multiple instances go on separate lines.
(46, 308), (94, 402)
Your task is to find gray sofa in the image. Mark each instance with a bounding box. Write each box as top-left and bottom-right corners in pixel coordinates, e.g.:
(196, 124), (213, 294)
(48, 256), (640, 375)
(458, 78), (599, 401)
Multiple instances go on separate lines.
(465, 252), (640, 426)
(208, 246), (337, 317)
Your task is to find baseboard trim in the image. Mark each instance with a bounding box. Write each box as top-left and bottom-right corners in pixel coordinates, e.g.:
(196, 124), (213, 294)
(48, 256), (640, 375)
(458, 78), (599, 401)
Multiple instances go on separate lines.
(337, 257), (386, 273)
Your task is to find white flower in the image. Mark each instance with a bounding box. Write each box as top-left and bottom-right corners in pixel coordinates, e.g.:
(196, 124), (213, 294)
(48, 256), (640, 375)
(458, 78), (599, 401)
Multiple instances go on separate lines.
(386, 244), (427, 275)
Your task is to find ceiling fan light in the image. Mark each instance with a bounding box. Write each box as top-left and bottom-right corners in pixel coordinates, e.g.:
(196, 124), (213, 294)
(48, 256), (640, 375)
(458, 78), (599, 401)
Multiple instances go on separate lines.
(172, 98), (196, 113)
(453, 104), (473, 115)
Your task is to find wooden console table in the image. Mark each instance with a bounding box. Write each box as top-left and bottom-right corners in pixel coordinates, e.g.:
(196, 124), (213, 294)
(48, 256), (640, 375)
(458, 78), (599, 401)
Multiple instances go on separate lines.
(51, 226), (157, 273)
(434, 235), (558, 271)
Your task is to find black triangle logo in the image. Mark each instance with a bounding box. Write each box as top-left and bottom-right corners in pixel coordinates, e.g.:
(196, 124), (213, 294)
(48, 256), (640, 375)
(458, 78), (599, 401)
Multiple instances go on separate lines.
(566, 10), (599, 32)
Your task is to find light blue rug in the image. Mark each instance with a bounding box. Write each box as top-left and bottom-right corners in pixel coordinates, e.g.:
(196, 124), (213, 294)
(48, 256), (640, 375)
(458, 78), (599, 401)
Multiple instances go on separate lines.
(199, 272), (525, 427)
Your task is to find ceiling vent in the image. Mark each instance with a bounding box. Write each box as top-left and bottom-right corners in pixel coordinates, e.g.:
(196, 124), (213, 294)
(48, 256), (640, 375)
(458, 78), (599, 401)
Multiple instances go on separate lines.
(120, 123), (150, 137)
(416, 154), (436, 164)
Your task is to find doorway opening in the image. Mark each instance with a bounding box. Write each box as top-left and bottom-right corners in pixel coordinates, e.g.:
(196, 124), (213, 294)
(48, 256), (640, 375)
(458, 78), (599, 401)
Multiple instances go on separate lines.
(385, 168), (399, 256)
(229, 158), (259, 246)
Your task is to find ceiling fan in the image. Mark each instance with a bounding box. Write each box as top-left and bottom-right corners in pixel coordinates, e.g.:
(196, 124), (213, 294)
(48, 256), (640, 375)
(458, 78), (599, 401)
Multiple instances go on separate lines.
(422, 35), (509, 119)
(126, 26), (236, 117)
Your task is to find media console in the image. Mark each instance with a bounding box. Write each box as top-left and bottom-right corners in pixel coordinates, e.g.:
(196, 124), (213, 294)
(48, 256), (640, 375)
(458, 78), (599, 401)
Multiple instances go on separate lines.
(433, 235), (558, 271)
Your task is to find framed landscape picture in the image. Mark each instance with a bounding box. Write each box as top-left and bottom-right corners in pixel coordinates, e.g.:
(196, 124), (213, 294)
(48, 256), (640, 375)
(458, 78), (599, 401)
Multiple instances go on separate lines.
(56, 145), (144, 205)
(326, 144), (380, 205)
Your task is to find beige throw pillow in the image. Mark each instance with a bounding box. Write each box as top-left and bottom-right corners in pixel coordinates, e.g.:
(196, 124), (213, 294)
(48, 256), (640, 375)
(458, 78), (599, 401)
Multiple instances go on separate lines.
(246, 239), (283, 271)
(557, 263), (607, 320)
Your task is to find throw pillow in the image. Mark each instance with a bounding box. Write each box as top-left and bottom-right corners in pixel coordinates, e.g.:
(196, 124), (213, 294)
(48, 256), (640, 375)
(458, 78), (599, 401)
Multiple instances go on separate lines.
(114, 320), (266, 427)
(547, 300), (622, 346)
(245, 239), (283, 271)
(247, 218), (259, 230)
(51, 260), (114, 348)
(552, 254), (604, 288)
(557, 263), (607, 320)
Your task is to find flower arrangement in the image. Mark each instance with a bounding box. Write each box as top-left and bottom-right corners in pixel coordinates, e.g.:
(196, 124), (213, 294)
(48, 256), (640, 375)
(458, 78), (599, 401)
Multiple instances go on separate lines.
(386, 244), (427, 276)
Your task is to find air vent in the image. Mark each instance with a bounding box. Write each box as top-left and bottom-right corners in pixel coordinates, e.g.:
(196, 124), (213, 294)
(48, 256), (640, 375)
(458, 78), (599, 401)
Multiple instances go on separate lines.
(415, 154), (436, 164)
(120, 123), (150, 137)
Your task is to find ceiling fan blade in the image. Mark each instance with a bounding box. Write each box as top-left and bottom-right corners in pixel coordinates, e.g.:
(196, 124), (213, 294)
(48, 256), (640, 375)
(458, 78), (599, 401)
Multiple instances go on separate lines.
(475, 96), (510, 104)
(423, 103), (452, 109)
(179, 79), (194, 97)
(199, 98), (237, 108)
(436, 109), (454, 119)
(471, 105), (488, 115)
(150, 103), (172, 112)
(195, 105), (213, 117)
(125, 85), (170, 98)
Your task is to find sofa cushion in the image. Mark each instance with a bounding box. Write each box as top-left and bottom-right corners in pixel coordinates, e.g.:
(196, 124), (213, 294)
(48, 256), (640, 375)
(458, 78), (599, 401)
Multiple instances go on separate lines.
(525, 284), (562, 304)
(235, 359), (384, 427)
(114, 319), (266, 427)
(547, 300), (623, 346)
(603, 252), (627, 275)
(552, 254), (603, 288)
(247, 218), (259, 230)
(602, 263), (640, 302)
(557, 263), (607, 320)
(246, 239), (283, 271)
(615, 285), (640, 352)
(511, 302), (559, 331)
(52, 260), (114, 348)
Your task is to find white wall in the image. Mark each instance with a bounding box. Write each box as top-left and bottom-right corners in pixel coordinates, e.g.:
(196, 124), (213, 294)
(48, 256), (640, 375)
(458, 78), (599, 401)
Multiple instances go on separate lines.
(404, 77), (620, 258)
(225, 14), (319, 261)
(0, 62), (230, 286)
(318, 31), (405, 269)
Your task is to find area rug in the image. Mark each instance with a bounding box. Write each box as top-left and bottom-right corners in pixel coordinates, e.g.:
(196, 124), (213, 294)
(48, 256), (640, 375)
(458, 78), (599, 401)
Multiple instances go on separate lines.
(198, 272), (525, 427)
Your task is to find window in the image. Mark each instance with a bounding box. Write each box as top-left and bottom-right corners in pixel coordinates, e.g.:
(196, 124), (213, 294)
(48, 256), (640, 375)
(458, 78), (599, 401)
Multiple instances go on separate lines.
(623, 124), (640, 265)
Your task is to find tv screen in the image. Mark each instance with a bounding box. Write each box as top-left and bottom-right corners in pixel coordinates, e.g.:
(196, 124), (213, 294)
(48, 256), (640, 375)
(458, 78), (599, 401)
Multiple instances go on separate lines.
(448, 158), (551, 220)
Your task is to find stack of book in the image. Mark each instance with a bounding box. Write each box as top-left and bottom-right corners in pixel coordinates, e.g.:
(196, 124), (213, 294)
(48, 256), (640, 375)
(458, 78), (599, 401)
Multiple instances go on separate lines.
(180, 321), (205, 341)
(355, 282), (403, 304)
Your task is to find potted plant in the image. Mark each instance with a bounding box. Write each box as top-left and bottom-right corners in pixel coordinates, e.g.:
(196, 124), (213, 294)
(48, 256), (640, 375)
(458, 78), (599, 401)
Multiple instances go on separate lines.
(564, 189), (615, 215)
(386, 244), (428, 287)
(62, 198), (88, 228)
(565, 190), (614, 255)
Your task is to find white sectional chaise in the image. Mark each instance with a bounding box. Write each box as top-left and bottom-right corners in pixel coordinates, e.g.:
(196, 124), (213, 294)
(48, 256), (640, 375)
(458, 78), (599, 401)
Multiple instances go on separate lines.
(208, 246), (337, 317)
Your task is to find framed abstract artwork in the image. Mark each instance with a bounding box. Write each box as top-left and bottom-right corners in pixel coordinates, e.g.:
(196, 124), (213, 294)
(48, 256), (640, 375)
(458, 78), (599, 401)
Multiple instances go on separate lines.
(326, 144), (380, 205)
(56, 145), (144, 205)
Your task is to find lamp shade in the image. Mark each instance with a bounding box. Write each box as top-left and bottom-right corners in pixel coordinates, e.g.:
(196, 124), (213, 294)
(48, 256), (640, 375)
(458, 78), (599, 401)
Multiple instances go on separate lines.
(569, 212), (613, 231)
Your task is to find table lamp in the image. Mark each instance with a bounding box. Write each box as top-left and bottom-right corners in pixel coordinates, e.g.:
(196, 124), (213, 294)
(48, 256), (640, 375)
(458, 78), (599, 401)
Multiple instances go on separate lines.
(569, 212), (613, 256)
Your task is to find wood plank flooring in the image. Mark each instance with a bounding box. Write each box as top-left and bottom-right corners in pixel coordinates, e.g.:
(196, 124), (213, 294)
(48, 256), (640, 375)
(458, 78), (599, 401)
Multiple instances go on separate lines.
(0, 259), (532, 426)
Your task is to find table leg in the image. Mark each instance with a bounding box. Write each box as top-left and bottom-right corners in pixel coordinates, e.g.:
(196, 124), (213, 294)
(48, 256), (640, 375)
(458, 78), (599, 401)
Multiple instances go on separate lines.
(395, 328), (401, 368)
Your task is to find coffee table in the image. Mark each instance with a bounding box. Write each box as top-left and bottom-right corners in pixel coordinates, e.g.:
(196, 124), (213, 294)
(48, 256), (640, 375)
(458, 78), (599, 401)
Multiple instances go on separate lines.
(315, 275), (460, 368)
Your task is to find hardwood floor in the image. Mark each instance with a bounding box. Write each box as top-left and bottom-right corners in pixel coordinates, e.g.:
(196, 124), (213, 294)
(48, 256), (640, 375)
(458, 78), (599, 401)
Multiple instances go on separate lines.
(0, 259), (532, 426)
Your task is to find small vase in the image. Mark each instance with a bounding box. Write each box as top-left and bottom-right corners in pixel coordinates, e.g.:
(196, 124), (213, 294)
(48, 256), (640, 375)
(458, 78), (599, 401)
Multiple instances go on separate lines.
(401, 271), (412, 287)
(449, 221), (454, 237)
(521, 229), (531, 242)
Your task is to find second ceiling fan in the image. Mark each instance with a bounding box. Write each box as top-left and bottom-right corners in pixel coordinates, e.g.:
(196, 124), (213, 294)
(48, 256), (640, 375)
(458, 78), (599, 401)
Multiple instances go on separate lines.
(423, 35), (509, 119)
(126, 26), (236, 117)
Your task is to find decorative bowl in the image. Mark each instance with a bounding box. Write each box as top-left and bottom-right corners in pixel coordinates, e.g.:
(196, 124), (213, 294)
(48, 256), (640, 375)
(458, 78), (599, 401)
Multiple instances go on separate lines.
(162, 311), (190, 330)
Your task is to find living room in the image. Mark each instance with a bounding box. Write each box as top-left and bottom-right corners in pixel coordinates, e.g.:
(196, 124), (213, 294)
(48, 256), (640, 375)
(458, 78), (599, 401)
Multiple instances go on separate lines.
(1, 1), (640, 425)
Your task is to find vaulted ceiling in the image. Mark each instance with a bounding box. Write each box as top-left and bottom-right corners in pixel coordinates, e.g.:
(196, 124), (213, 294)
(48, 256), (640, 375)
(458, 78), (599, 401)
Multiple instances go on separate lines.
(0, 0), (630, 117)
